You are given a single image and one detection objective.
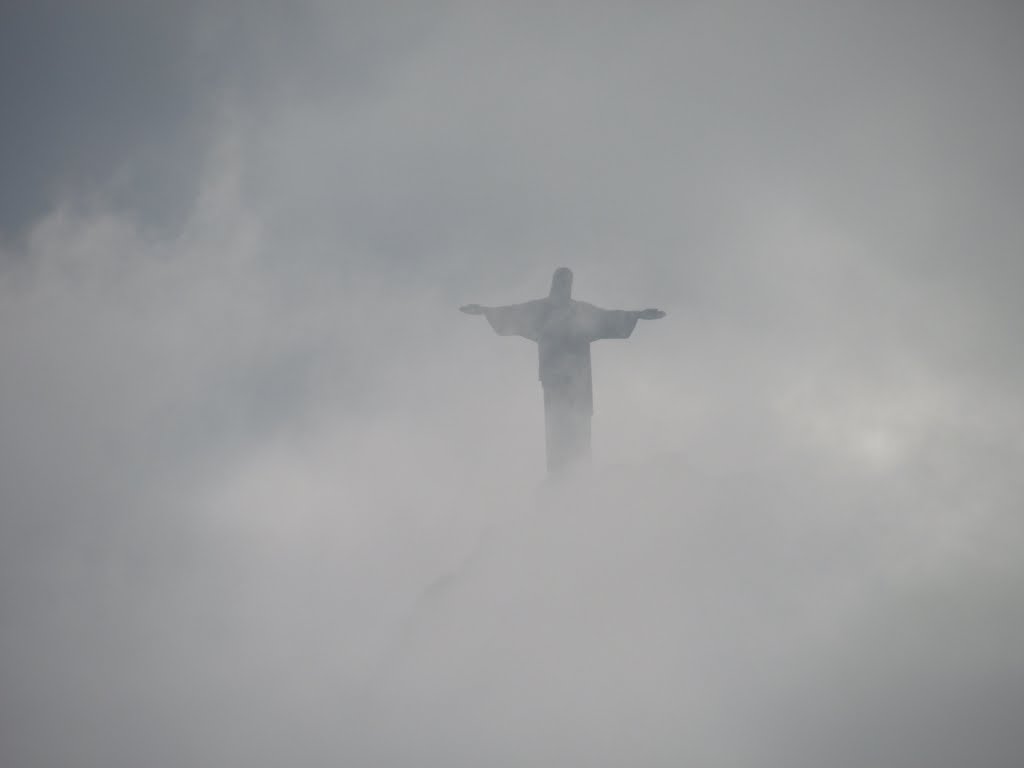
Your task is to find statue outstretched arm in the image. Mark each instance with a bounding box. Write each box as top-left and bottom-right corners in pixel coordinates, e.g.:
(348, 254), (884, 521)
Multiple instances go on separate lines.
(578, 304), (664, 341)
(459, 300), (545, 340)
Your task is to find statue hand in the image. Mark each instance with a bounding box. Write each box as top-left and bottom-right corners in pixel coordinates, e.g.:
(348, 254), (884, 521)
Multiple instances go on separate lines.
(638, 308), (665, 320)
(460, 304), (486, 315)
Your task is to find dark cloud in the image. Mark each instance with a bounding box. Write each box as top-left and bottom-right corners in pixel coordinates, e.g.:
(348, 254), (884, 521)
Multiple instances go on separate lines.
(0, 1), (211, 238)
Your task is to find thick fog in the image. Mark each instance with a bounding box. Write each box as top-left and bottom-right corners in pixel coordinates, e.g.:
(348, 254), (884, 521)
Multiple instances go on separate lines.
(2, 2), (1023, 766)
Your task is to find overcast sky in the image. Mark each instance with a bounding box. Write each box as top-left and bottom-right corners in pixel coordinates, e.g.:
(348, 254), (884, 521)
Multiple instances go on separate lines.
(1, 2), (1023, 766)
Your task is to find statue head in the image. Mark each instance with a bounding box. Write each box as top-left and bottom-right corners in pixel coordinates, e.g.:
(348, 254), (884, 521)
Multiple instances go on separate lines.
(549, 267), (573, 302)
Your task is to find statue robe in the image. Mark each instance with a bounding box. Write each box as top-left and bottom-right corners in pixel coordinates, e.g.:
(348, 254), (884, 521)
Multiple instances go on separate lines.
(483, 299), (639, 473)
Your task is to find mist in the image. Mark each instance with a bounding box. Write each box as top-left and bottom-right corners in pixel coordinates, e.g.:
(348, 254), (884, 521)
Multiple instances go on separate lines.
(1, 2), (1023, 766)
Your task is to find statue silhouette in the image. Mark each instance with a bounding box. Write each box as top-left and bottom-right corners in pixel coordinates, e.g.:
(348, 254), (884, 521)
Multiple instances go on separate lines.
(461, 268), (664, 474)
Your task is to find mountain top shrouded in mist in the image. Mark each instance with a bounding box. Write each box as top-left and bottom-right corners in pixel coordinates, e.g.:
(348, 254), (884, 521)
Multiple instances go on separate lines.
(356, 462), (1023, 767)
(2, 2), (1024, 766)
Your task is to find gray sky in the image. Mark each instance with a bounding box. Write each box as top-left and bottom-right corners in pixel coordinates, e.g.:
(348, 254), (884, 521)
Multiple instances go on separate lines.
(1, 2), (1023, 766)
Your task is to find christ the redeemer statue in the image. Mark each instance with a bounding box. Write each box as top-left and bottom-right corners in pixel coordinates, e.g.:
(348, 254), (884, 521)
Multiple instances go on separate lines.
(460, 267), (665, 474)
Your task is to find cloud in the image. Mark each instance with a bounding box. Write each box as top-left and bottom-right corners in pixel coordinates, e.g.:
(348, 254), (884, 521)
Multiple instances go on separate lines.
(1, 1), (1022, 766)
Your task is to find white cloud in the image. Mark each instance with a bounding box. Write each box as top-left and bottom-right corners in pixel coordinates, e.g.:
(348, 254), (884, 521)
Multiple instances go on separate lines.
(2, 2), (1023, 766)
